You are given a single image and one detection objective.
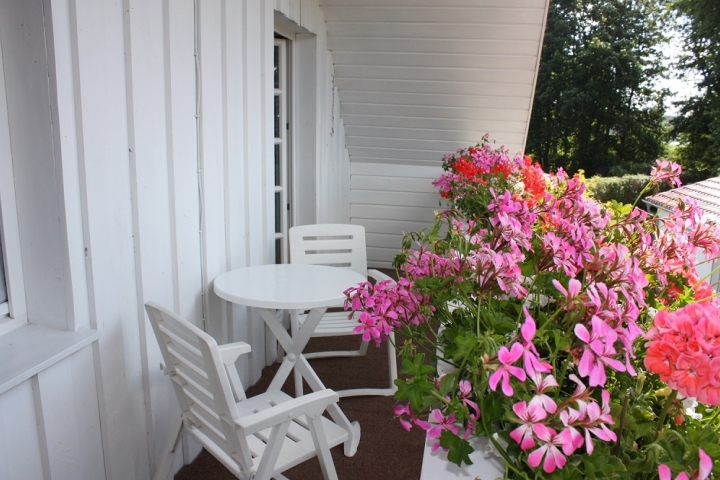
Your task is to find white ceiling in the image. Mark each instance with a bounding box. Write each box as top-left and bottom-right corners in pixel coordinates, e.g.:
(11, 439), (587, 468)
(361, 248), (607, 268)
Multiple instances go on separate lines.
(320, 0), (550, 167)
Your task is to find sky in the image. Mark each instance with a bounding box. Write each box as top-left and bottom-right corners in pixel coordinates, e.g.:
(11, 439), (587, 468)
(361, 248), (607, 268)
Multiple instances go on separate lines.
(656, 28), (702, 117)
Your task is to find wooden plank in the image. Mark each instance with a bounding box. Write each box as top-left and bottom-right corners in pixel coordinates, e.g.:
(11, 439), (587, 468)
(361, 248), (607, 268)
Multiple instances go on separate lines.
(321, 6), (546, 25)
(327, 37), (540, 56)
(345, 135), (517, 153)
(0, 381), (44, 480)
(348, 146), (460, 162)
(343, 124), (519, 144)
(334, 77), (534, 97)
(124, 0), (181, 474)
(321, 0), (544, 7)
(326, 22), (542, 41)
(243, 0), (271, 381)
(198, 0), (228, 342)
(166, 0), (202, 323)
(352, 217), (431, 235)
(365, 232), (404, 250)
(340, 102), (529, 120)
(351, 203), (439, 223)
(342, 115), (527, 140)
(367, 246), (401, 265)
(350, 162), (442, 178)
(334, 65), (535, 84)
(350, 190), (441, 208)
(46, 0), (92, 331)
(351, 175), (437, 193)
(72, 0), (150, 477)
(36, 347), (105, 480)
(332, 51), (538, 70)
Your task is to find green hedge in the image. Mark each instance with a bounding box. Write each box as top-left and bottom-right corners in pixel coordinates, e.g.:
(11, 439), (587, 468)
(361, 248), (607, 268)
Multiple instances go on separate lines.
(584, 174), (653, 205)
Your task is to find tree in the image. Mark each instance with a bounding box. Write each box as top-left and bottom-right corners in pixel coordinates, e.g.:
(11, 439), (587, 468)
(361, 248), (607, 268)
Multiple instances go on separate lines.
(671, 0), (720, 182)
(526, 0), (669, 176)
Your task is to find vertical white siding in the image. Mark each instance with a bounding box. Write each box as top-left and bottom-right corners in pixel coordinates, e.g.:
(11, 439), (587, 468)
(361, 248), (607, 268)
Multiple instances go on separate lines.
(0, 0), (352, 479)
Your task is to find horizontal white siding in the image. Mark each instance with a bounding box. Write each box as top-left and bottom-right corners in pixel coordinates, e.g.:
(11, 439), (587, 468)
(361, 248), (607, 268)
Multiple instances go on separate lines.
(322, 0), (548, 164)
(350, 162), (445, 267)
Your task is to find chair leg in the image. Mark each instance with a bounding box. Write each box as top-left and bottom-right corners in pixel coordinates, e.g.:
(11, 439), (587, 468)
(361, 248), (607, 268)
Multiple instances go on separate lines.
(387, 331), (398, 394)
(307, 415), (339, 480)
(290, 310), (304, 397)
(153, 416), (184, 480)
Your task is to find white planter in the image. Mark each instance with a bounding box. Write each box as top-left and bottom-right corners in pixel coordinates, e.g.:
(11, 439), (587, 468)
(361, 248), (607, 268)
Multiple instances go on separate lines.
(420, 434), (506, 480)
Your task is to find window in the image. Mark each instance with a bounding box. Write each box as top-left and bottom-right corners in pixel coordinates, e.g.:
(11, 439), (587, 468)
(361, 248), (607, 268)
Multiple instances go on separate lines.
(274, 37), (292, 264)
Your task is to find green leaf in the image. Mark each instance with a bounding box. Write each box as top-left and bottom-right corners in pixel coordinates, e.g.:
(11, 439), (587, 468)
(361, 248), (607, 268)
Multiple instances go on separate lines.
(439, 430), (474, 467)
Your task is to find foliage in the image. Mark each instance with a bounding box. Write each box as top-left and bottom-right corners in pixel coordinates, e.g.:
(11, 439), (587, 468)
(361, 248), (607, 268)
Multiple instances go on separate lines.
(585, 174), (655, 205)
(670, 0), (720, 183)
(344, 139), (720, 479)
(526, 0), (669, 176)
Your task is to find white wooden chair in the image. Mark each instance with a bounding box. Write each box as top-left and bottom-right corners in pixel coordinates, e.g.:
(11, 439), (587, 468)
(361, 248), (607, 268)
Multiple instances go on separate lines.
(288, 224), (398, 398)
(145, 302), (348, 480)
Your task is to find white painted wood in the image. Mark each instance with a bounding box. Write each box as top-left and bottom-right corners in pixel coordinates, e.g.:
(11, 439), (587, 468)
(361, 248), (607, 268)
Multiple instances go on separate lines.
(321, 6), (546, 24)
(0, 16), (26, 332)
(47, 0), (93, 333)
(333, 51), (538, 70)
(326, 22), (543, 41)
(323, 0), (542, 6)
(351, 175), (436, 193)
(36, 347), (105, 480)
(71, 0), (151, 477)
(0, 324), (98, 396)
(123, 0), (183, 475)
(0, 381), (44, 480)
(351, 162), (442, 178)
(340, 99), (531, 118)
(0, 0), (70, 329)
(293, 33), (319, 227)
(351, 204), (438, 222)
(335, 65), (535, 84)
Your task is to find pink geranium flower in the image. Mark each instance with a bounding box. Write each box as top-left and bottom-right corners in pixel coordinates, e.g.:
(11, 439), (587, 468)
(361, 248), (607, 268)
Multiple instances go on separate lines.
(658, 448), (712, 480)
(427, 409), (460, 452)
(509, 400), (547, 451)
(527, 425), (568, 474)
(489, 343), (527, 396)
(650, 159), (682, 188)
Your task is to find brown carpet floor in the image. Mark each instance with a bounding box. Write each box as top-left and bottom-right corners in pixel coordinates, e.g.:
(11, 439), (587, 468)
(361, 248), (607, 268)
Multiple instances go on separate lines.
(174, 334), (426, 480)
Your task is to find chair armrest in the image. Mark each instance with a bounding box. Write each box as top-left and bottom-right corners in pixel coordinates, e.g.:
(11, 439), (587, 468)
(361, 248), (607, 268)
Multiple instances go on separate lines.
(368, 269), (395, 284)
(236, 389), (340, 435)
(217, 341), (252, 366)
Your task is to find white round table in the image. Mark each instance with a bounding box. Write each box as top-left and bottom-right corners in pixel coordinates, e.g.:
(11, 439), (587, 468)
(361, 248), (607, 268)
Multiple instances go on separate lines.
(213, 264), (366, 456)
(213, 264), (365, 310)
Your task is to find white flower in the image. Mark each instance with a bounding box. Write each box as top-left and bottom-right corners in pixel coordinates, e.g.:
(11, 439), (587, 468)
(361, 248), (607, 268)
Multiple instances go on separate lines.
(681, 396), (703, 421)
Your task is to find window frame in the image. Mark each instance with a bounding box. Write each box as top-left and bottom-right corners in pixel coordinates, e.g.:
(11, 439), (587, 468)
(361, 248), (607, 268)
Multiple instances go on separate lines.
(0, 7), (31, 335)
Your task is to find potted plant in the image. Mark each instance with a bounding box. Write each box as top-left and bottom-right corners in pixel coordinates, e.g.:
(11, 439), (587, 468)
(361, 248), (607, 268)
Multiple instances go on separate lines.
(344, 138), (720, 479)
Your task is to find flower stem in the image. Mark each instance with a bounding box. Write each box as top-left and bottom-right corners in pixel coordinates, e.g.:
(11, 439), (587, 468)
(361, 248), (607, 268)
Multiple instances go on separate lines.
(656, 389), (678, 434)
(614, 393), (630, 456)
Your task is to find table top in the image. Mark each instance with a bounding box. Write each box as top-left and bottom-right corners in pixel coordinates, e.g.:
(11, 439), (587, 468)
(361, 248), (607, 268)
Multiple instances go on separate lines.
(213, 264), (367, 310)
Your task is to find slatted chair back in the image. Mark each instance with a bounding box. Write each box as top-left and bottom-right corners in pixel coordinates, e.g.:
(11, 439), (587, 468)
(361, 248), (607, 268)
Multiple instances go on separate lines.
(289, 223), (368, 278)
(145, 303), (254, 476)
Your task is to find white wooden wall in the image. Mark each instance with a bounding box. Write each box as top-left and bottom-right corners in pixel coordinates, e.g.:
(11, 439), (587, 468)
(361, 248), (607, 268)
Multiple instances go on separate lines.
(0, 0), (349, 479)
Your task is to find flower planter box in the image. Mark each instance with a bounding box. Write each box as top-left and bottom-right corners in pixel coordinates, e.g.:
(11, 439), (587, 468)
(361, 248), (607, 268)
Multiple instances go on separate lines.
(420, 434), (505, 480)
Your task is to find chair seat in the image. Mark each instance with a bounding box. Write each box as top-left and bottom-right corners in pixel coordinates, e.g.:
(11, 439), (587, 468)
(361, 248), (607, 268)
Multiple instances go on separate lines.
(238, 390), (349, 476)
(297, 310), (357, 337)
